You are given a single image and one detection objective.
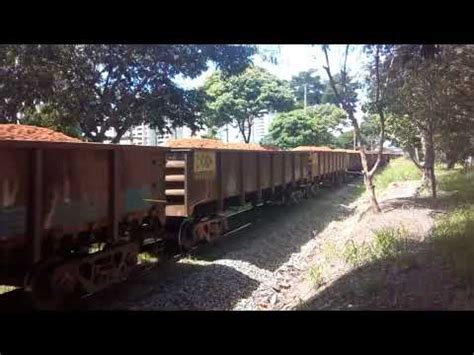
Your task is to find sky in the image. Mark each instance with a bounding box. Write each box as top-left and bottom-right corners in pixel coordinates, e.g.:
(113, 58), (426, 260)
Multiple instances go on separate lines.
(174, 45), (369, 120)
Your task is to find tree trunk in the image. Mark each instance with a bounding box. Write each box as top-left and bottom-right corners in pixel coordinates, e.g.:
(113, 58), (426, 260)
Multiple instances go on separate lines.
(321, 45), (382, 213)
(415, 147), (420, 163)
(421, 130), (437, 198)
(239, 117), (252, 143)
(360, 148), (382, 213)
(445, 152), (456, 169)
(110, 125), (130, 144)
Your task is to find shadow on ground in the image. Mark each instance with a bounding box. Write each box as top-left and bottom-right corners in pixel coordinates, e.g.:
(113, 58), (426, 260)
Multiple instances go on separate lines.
(81, 261), (260, 310)
(297, 192), (474, 310)
(195, 176), (366, 272)
(81, 176), (367, 310)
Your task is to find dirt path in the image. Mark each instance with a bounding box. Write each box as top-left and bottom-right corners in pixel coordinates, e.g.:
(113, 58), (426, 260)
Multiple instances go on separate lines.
(276, 180), (474, 310)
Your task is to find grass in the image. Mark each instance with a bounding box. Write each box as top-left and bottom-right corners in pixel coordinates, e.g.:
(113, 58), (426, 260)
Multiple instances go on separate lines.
(371, 227), (409, 259)
(374, 157), (421, 192)
(433, 206), (474, 290)
(307, 265), (324, 288)
(342, 240), (373, 268)
(342, 227), (410, 268)
(305, 162), (474, 297)
(322, 241), (340, 264)
(436, 167), (474, 206)
(430, 165), (474, 291)
(307, 227), (411, 291)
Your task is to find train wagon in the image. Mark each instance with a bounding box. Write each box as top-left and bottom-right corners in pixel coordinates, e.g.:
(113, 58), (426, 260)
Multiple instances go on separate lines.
(164, 148), (310, 248)
(346, 150), (390, 172)
(0, 139), (167, 308)
(293, 147), (348, 187)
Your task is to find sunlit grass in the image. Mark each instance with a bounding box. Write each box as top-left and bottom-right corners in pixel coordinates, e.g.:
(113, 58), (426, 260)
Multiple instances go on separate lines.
(436, 166), (474, 206)
(374, 157), (421, 192)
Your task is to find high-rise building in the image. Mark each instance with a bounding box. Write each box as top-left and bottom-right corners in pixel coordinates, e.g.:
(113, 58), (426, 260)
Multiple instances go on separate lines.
(104, 112), (275, 146)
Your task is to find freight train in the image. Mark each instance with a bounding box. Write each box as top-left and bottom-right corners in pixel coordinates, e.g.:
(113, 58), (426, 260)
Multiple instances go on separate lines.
(0, 139), (395, 308)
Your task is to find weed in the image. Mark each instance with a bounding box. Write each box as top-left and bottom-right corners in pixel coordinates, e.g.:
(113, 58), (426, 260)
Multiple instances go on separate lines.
(307, 264), (324, 288)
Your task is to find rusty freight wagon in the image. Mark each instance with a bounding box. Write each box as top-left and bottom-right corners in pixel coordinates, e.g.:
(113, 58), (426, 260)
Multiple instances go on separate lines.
(0, 139), (167, 308)
(164, 148), (310, 248)
(293, 147), (348, 187)
(346, 150), (391, 173)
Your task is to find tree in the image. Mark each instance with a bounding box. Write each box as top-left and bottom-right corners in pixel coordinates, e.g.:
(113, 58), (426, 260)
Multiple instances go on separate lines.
(385, 45), (474, 197)
(359, 115), (382, 150)
(20, 104), (82, 138)
(202, 66), (295, 143)
(1, 45), (256, 142)
(0, 45), (60, 122)
(289, 70), (325, 108)
(267, 104), (346, 149)
(321, 73), (360, 106)
(436, 130), (474, 169)
(322, 45), (394, 213)
(334, 130), (354, 149)
(335, 116), (381, 150)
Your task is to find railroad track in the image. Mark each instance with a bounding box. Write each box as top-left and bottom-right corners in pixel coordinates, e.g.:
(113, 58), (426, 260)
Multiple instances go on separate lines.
(0, 180), (351, 311)
(0, 210), (258, 311)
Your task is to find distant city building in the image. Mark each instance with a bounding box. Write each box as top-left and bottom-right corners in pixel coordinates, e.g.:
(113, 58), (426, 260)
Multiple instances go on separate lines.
(104, 112), (276, 146)
(215, 111), (276, 144)
(252, 112), (275, 143)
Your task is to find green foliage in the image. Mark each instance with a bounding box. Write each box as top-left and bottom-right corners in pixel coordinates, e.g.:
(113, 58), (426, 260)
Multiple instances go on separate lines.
(334, 130), (354, 149)
(201, 126), (219, 139)
(374, 157), (421, 192)
(321, 72), (360, 107)
(342, 240), (372, 268)
(371, 228), (409, 259)
(359, 115), (381, 149)
(335, 115), (385, 150)
(21, 104), (82, 138)
(1, 44), (256, 142)
(385, 113), (421, 150)
(267, 104), (346, 149)
(307, 264), (324, 287)
(342, 227), (409, 268)
(384, 45), (474, 194)
(0, 45), (60, 122)
(202, 66), (295, 143)
(289, 70), (325, 107)
(322, 241), (340, 264)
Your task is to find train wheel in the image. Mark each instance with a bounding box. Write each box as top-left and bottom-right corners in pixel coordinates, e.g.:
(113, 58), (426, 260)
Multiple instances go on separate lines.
(178, 220), (198, 251)
(25, 259), (73, 310)
(50, 265), (79, 307)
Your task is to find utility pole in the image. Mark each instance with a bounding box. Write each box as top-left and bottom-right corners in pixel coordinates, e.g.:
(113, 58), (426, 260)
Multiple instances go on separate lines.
(304, 83), (307, 112)
(226, 124), (229, 143)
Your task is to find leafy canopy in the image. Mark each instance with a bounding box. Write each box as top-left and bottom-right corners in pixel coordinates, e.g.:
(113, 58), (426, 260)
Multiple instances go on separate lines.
(267, 104), (346, 149)
(0, 44), (256, 142)
(289, 69), (325, 108)
(202, 66), (295, 143)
